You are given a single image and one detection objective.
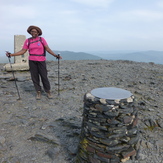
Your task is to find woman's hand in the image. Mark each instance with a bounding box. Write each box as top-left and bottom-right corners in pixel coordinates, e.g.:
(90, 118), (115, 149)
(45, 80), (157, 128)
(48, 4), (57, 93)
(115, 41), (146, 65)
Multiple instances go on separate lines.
(6, 51), (11, 58)
(56, 54), (62, 59)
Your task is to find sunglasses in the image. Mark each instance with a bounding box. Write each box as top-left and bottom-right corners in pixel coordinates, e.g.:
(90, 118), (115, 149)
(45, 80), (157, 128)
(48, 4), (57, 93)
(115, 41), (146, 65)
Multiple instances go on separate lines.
(31, 31), (38, 33)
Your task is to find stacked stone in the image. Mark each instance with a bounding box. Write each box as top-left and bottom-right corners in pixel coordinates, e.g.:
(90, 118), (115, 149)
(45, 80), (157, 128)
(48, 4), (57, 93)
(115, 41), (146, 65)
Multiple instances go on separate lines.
(76, 88), (139, 163)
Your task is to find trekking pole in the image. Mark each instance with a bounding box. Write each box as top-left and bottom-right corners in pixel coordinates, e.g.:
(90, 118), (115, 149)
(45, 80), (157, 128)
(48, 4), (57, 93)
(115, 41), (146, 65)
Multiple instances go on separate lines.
(7, 52), (21, 100)
(57, 53), (60, 96)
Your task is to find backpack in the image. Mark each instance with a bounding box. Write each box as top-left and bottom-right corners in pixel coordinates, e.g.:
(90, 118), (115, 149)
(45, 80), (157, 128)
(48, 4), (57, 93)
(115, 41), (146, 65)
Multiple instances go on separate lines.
(28, 37), (46, 56)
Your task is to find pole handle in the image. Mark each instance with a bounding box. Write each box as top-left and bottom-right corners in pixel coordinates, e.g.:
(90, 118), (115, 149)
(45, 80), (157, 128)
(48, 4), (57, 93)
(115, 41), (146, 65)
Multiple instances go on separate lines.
(58, 53), (60, 59)
(6, 51), (11, 58)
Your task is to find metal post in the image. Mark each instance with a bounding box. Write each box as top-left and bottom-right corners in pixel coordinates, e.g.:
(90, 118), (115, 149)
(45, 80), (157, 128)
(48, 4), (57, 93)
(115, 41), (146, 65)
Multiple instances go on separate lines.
(57, 53), (60, 96)
(8, 56), (21, 100)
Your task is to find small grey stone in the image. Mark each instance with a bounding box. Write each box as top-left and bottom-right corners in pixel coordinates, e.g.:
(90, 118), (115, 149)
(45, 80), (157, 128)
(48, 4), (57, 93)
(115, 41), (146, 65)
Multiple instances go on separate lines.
(0, 136), (5, 144)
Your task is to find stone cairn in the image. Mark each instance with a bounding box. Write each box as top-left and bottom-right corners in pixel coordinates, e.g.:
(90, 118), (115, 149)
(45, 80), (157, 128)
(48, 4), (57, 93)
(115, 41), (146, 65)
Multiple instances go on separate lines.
(76, 87), (139, 163)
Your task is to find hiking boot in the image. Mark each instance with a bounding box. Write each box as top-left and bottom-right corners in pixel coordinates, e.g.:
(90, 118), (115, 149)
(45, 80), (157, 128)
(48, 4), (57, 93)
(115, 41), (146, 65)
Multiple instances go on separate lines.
(36, 91), (41, 100)
(47, 91), (53, 99)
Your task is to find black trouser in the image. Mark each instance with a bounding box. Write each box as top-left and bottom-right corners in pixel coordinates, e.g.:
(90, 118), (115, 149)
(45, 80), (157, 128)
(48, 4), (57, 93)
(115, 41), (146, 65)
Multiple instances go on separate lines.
(29, 60), (50, 92)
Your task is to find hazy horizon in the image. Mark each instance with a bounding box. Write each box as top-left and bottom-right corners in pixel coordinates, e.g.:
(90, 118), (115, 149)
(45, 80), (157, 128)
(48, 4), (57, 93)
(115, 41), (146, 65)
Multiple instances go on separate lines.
(1, 50), (163, 64)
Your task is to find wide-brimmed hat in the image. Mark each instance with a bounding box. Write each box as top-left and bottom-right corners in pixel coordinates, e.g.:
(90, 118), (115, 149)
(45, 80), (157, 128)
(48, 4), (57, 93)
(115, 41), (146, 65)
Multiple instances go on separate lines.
(27, 25), (42, 36)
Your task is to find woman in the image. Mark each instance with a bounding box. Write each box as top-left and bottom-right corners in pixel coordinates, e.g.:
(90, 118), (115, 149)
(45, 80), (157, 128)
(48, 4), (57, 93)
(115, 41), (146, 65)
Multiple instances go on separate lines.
(6, 25), (62, 100)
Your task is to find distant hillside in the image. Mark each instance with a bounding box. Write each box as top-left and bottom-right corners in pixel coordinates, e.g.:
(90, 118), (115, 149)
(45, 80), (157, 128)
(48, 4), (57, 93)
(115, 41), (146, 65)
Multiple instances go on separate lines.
(1, 50), (163, 64)
(47, 50), (102, 61)
(94, 50), (163, 64)
(122, 51), (163, 64)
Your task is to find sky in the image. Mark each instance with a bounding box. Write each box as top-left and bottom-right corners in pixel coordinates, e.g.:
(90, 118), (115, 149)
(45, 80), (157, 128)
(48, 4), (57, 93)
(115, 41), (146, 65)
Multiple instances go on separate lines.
(1, 0), (163, 56)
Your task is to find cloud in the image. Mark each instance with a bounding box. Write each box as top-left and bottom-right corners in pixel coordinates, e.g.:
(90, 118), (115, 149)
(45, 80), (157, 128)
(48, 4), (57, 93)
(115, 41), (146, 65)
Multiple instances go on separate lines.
(131, 10), (163, 21)
(157, 1), (163, 8)
(102, 9), (163, 23)
(1, 0), (163, 54)
(71, 0), (114, 8)
(0, 3), (38, 24)
(0, 3), (40, 39)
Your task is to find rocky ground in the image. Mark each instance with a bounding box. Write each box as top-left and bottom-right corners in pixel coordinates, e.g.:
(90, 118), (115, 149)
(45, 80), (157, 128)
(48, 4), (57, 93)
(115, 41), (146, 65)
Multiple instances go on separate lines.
(0, 59), (163, 163)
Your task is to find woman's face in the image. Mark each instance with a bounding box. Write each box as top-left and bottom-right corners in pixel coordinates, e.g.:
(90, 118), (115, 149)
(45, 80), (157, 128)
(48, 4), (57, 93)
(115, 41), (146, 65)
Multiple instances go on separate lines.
(30, 29), (39, 38)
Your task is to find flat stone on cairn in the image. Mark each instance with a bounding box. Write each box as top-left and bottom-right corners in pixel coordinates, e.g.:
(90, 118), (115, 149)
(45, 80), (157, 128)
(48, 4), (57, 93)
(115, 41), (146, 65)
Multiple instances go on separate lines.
(76, 87), (139, 163)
